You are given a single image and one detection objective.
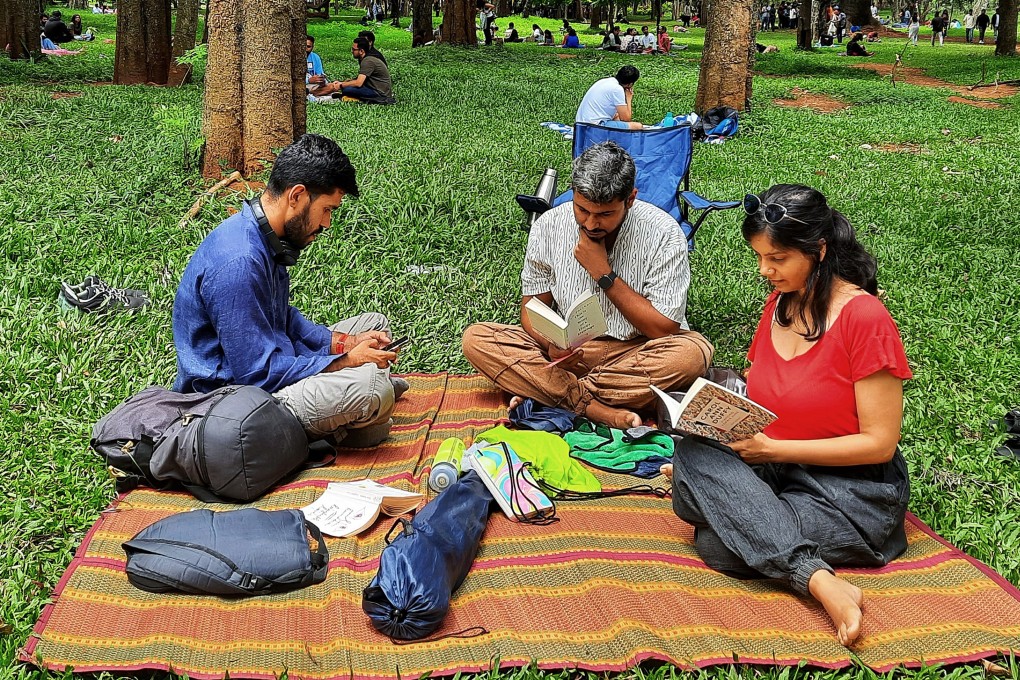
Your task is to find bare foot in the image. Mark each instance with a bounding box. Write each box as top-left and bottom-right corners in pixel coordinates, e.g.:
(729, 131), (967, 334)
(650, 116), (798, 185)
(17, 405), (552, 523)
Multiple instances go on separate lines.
(660, 463), (673, 480)
(808, 570), (864, 647)
(584, 399), (641, 430)
(508, 395), (524, 410)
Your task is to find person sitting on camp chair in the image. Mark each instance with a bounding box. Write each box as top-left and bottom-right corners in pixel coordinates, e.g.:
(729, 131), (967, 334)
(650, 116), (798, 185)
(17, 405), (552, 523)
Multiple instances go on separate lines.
(463, 142), (714, 429)
(575, 66), (644, 130)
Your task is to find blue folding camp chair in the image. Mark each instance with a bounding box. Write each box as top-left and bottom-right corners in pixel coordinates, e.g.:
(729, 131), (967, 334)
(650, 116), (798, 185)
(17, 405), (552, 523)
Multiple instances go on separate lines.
(516, 122), (739, 250)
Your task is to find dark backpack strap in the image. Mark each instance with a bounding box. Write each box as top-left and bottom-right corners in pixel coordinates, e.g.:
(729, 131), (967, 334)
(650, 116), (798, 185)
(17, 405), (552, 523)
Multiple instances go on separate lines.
(111, 438), (166, 493)
(124, 538), (266, 593)
(180, 483), (233, 504)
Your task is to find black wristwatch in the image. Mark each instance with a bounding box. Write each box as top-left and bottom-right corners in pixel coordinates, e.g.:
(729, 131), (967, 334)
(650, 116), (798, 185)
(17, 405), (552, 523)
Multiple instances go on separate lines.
(597, 271), (618, 290)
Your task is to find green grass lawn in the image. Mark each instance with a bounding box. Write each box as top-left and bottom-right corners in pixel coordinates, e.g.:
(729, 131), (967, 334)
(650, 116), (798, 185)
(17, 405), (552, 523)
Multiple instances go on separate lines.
(2, 10), (1020, 680)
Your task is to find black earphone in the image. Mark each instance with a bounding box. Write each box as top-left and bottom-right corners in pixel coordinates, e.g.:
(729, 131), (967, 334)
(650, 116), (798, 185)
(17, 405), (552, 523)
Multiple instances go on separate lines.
(247, 196), (300, 267)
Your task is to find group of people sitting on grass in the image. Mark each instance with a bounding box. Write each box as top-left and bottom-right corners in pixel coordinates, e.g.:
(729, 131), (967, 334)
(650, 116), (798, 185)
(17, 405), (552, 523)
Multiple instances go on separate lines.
(305, 31), (393, 103)
(172, 131), (912, 649)
(599, 24), (681, 52)
(29, 10), (95, 55)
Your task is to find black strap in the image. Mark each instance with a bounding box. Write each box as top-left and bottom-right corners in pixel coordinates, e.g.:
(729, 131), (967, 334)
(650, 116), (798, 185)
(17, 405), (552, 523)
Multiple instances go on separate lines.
(390, 626), (489, 646)
(384, 517), (414, 545)
(540, 479), (671, 501)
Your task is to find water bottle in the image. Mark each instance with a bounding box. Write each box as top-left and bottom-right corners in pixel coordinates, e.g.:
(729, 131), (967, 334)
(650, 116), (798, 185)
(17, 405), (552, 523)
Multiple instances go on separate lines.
(663, 111), (675, 127)
(428, 438), (466, 492)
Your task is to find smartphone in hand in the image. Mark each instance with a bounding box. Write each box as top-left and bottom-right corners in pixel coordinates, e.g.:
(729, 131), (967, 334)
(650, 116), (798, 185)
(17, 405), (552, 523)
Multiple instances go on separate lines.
(383, 336), (411, 352)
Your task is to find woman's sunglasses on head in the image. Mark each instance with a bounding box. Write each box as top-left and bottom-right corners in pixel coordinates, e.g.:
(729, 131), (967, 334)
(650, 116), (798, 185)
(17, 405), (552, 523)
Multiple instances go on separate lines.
(743, 194), (808, 225)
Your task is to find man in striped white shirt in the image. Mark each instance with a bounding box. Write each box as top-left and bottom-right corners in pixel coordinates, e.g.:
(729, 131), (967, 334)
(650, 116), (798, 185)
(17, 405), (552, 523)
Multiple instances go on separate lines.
(463, 142), (713, 428)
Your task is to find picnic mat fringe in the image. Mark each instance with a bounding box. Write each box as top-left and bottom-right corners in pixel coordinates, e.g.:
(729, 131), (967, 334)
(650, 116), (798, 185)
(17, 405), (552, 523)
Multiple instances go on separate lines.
(21, 373), (1020, 679)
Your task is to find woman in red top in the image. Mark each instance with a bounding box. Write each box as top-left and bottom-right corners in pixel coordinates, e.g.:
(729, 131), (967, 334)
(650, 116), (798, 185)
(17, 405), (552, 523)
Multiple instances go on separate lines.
(662, 184), (911, 647)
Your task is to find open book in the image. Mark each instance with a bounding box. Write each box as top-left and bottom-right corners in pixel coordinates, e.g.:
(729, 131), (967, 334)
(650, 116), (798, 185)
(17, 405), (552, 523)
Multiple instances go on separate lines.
(300, 479), (423, 537)
(652, 377), (777, 444)
(464, 441), (554, 521)
(525, 292), (608, 350)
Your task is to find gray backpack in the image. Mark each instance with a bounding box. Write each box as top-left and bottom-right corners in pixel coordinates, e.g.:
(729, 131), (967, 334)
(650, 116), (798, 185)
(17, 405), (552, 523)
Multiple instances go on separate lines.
(91, 385), (309, 503)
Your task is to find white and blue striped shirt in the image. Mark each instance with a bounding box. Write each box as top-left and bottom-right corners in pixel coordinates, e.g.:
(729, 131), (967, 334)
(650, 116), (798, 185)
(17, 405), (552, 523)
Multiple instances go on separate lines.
(521, 200), (691, 340)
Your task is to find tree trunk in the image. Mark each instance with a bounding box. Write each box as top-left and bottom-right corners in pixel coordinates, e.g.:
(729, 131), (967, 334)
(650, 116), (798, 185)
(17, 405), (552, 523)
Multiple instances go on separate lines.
(202, 0), (210, 42)
(995, 0), (1016, 55)
(590, 1), (603, 28)
(411, 0), (434, 44)
(842, 0), (870, 26)
(115, 0), (172, 84)
(201, 0), (306, 178)
(694, 0), (754, 113)
(810, 0), (824, 44)
(1, 0), (41, 60)
(496, 0), (510, 14)
(391, 0), (401, 25)
(441, 0), (476, 44)
(170, 0), (199, 83)
(796, 0), (811, 46)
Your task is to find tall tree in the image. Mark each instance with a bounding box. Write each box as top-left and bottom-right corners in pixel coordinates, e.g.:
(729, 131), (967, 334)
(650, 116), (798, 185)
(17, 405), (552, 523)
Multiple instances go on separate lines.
(202, 0), (307, 178)
(694, 0), (756, 113)
(411, 0), (434, 44)
(170, 0), (200, 83)
(2, 0), (41, 60)
(842, 0), (871, 26)
(441, 0), (476, 44)
(995, 0), (1016, 55)
(115, 0), (172, 84)
(796, 0), (812, 47)
(590, 1), (603, 28)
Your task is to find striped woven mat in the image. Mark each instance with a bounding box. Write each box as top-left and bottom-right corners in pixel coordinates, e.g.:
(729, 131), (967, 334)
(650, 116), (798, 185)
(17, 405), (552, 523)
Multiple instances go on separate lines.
(23, 374), (1020, 679)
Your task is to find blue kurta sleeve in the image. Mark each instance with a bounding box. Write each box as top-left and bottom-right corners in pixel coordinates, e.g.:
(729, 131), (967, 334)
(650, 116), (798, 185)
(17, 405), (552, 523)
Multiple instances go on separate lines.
(287, 305), (332, 354)
(201, 256), (334, 392)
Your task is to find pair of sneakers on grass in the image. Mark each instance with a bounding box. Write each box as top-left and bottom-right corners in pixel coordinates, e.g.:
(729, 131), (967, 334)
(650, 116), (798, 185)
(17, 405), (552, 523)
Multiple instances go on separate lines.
(60, 275), (149, 314)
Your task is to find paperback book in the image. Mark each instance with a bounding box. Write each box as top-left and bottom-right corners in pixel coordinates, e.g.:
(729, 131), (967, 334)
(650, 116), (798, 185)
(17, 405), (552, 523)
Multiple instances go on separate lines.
(300, 479), (423, 537)
(652, 377), (777, 444)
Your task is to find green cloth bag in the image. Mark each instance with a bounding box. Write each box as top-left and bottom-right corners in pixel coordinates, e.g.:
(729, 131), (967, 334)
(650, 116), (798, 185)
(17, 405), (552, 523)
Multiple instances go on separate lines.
(563, 420), (674, 473)
(476, 425), (601, 494)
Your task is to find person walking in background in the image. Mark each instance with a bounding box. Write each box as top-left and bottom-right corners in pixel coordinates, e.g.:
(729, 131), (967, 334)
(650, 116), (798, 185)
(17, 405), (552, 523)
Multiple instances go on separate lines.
(964, 10), (975, 42)
(834, 6), (847, 43)
(976, 8), (990, 42)
(908, 13), (919, 44)
(930, 12), (944, 45)
(991, 8), (1000, 40)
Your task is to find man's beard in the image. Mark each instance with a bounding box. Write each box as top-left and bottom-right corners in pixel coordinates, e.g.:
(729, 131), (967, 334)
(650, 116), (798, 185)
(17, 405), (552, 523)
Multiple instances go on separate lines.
(282, 205), (312, 250)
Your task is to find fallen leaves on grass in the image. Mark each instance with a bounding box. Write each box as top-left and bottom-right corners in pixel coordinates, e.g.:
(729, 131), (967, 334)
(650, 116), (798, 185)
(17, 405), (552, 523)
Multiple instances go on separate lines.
(51, 92), (82, 100)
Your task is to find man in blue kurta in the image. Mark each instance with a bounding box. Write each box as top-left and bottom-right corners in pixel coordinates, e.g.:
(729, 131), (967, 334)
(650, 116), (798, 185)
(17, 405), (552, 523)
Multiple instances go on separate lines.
(172, 134), (405, 447)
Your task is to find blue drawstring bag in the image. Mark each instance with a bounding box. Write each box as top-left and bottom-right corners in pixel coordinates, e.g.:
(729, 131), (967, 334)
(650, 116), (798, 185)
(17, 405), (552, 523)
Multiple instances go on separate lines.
(362, 471), (493, 640)
(508, 397), (578, 433)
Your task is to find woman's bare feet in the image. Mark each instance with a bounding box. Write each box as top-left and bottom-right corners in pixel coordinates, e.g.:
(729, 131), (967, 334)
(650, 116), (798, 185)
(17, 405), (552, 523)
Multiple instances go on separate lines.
(508, 395), (524, 411)
(808, 569), (864, 647)
(584, 399), (641, 429)
(660, 463), (673, 479)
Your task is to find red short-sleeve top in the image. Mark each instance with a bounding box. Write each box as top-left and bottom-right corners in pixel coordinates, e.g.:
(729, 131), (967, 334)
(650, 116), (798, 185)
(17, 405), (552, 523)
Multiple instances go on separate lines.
(746, 291), (912, 441)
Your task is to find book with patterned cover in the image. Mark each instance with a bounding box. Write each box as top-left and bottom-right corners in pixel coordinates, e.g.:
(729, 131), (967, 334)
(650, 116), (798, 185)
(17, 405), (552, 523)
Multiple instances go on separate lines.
(652, 377), (777, 444)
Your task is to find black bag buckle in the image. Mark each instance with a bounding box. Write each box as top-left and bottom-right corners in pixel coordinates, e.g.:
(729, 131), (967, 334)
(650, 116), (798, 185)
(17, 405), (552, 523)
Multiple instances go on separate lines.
(384, 517), (414, 545)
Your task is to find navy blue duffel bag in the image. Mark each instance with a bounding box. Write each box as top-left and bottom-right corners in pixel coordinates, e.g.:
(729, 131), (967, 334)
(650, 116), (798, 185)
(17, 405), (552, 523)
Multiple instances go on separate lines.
(362, 471), (493, 640)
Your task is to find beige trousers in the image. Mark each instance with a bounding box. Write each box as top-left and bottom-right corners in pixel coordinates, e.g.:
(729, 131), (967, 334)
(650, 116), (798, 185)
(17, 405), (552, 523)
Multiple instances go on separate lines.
(274, 313), (394, 445)
(462, 322), (713, 412)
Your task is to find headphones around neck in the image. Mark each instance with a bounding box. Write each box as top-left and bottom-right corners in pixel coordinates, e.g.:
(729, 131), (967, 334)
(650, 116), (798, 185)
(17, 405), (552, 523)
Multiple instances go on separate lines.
(247, 196), (300, 267)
